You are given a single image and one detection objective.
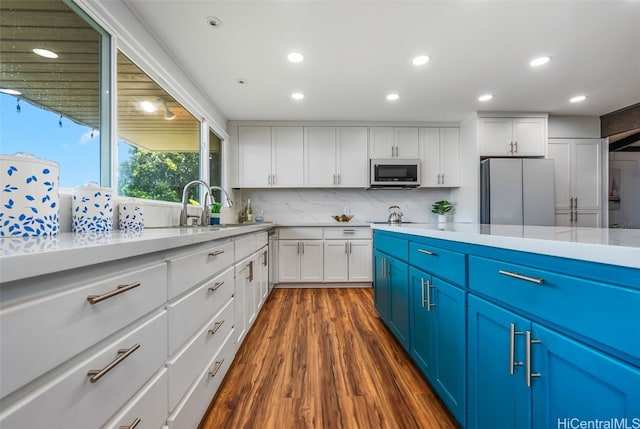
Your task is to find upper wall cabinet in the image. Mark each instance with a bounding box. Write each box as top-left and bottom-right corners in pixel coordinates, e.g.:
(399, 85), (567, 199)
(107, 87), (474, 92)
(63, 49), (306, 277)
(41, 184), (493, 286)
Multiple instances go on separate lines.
(369, 127), (419, 159)
(238, 126), (303, 187)
(479, 116), (547, 157)
(304, 126), (368, 188)
(419, 128), (460, 187)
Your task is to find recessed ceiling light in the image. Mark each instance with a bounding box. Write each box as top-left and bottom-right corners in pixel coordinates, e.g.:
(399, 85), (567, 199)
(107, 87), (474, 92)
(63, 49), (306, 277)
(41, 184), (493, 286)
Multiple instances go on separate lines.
(139, 101), (156, 113)
(478, 94), (493, 102)
(386, 93), (399, 101)
(236, 78), (248, 84)
(412, 55), (430, 66)
(0, 88), (22, 96)
(570, 95), (587, 103)
(205, 16), (223, 28)
(530, 56), (551, 67)
(32, 48), (58, 59)
(288, 52), (305, 63)
(291, 92), (304, 100)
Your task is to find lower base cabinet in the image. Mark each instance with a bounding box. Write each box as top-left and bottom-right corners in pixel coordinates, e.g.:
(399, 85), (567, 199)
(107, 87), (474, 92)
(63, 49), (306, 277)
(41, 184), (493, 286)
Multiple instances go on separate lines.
(468, 294), (640, 429)
(409, 267), (466, 425)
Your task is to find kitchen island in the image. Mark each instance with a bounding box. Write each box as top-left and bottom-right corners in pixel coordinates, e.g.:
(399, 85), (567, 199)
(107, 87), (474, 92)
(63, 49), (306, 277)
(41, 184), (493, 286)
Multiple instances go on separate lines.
(371, 223), (640, 429)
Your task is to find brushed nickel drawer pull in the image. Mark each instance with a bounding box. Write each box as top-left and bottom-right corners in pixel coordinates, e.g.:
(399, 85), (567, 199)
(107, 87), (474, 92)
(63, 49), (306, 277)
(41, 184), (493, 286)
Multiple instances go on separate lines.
(87, 343), (140, 383)
(509, 323), (524, 375)
(499, 270), (544, 285)
(418, 248), (437, 256)
(525, 331), (541, 387)
(208, 320), (225, 336)
(343, 229), (356, 234)
(208, 250), (225, 257)
(263, 250), (268, 266)
(209, 359), (225, 378)
(119, 417), (141, 429)
(208, 281), (224, 292)
(87, 282), (141, 305)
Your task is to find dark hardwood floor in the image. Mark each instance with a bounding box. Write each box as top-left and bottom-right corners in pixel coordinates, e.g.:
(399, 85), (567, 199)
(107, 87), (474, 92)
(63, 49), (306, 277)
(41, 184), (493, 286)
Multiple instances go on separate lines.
(199, 288), (459, 429)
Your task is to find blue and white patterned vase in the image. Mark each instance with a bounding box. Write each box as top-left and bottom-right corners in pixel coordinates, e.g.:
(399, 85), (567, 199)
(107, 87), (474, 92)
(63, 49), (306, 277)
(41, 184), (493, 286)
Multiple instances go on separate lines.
(118, 203), (144, 231)
(0, 154), (60, 237)
(72, 183), (113, 233)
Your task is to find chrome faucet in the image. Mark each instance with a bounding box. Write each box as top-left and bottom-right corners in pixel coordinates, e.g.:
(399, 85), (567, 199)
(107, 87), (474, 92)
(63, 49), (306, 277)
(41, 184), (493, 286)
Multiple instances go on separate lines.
(209, 186), (234, 208)
(180, 180), (213, 226)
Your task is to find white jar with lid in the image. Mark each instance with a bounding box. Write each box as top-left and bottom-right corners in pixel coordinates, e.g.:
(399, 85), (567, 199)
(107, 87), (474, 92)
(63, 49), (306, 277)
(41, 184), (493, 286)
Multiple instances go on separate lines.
(72, 182), (113, 233)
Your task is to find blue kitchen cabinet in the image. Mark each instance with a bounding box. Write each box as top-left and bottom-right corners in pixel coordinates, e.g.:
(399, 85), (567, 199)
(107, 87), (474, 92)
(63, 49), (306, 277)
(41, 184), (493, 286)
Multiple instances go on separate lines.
(410, 266), (466, 425)
(387, 254), (409, 349)
(373, 249), (390, 321)
(468, 294), (532, 429)
(532, 324), (640, 429)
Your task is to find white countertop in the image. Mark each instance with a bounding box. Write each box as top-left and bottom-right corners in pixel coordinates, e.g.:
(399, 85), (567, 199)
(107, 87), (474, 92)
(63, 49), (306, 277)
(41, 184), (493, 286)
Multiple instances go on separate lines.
(372, 223), (640, 269)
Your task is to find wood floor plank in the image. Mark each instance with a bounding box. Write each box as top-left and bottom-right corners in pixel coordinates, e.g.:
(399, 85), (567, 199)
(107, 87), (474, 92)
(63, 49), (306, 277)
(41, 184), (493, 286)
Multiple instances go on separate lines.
(199, 288), (459, 429)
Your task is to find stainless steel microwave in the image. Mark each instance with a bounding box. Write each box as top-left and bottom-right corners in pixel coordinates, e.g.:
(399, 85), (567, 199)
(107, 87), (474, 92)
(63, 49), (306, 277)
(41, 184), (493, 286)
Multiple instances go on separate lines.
(369, 159), (420, 188)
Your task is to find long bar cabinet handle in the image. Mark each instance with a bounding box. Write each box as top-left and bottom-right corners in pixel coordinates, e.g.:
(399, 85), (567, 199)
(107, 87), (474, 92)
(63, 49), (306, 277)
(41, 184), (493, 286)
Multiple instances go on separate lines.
(417, 248), (437, 256)
(87, 343), (140, 383)
(509, 323), (524, 375)
(499, 270), (544, 285)
(119, 417), (141, 429)
(381, 257), (386, 278)
(208, 320), (224, 336)
(208, 250), (225, 257)
(87, 281), (141, 305)
(209, 359), (225, 378)
(420, 278), (427, 307)
(525, 331), (541, 387)
(426, 279), (435, 311)
(208, 281), (224, 292)
(263, 250), (268, 266)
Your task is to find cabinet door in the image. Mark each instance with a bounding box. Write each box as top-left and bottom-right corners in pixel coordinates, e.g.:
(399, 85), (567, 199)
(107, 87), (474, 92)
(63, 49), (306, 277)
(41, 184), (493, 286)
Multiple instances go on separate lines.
(278, 241), (300, 282)
(573, 140), (601, 210)
(369, 127), (394, 158)
(246, 257), (257, 326)
(238, 126), (271, 187)
(468, 295), (532, 429)
(260, 248), (269, 304)
(324, 240), (349, 282)
(271, 126), (303, 187)
(373, 250), (390, 321)
(532, 324), (640, 429)
(575, 210), (601, 227)
(479, 118), (513, 156)
(431, 276), (466, 425)
(336, 127), (368, 187)
(409, 267), (434, 377)
(394, 127), (420, 158)
(348, 240), (372, 281)
(304, 127), (336, 187)
(234, 260), (249, 343)
(388, 255), (410, 350)
(513, 117), (545, 156)
(548, 141), (572, 210)
(439, 127), (461, 187)
(300, 240), (324, 282)
(419, 127), (441, 187)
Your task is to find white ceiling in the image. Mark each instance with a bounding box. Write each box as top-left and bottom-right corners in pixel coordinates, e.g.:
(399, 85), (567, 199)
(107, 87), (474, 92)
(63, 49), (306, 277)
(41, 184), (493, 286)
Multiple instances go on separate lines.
(124, 0), (640, 123)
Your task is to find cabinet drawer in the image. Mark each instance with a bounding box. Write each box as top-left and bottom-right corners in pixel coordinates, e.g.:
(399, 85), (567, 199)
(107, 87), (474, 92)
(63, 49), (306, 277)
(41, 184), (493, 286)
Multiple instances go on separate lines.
(167, 266), (234, 354)
(167, 299), (234, 412)
(409, 241), (466, 287)
(102, 368), (168, 429)
(324, 227), (372, 240)
(167, 240), (233, 299)
(0, 311), (167, 429)
(235, 233), (257, 261)
(256, 231), (268, 248)
(167, 329), (235, 429)
(278, 227), (323, 240)
(0, 262), (166, 397)
(469, 256), (640, 359)
(373, 232), (408, 262)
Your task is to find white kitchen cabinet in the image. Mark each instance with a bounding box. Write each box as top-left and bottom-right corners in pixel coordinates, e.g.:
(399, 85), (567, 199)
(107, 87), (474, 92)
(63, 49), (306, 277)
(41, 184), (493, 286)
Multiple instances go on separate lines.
(278, 240), (324, 282)
(419, 127), (460, 187)
(304, 126), (368, 187)
(238, 126), (303, 187)
(548, 138), (602, 227)
(323, 227), (372, 283)
(479, 117), (547, 156)
(369, 126), (419, 158)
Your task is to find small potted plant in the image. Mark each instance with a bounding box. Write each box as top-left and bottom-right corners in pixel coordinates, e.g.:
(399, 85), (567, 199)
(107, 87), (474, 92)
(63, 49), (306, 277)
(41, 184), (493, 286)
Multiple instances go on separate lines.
(210, 202), (222, 225)
(431, 200), (454, 223)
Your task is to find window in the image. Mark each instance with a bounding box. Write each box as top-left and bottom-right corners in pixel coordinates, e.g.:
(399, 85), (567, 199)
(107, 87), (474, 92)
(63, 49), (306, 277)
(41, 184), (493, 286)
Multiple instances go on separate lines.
(116, 52), (201, 203)
(0, 0), (110, 188)
(209, 129), (222, 201)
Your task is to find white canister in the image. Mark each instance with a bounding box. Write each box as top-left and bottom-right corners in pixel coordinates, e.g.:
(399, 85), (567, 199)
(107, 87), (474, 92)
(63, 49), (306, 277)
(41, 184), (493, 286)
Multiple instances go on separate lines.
(119, 202), (144, 231)
(0, 154), (60, 237)
(72, 183), (113, 233)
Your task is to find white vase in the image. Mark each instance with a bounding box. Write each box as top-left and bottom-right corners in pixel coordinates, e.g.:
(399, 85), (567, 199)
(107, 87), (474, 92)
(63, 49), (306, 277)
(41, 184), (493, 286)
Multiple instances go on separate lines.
(437, 214), (448, 223)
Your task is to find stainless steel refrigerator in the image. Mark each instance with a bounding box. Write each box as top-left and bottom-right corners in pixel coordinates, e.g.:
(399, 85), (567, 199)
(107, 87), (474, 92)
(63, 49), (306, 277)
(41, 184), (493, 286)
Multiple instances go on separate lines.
(480, 158), (555, 226)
